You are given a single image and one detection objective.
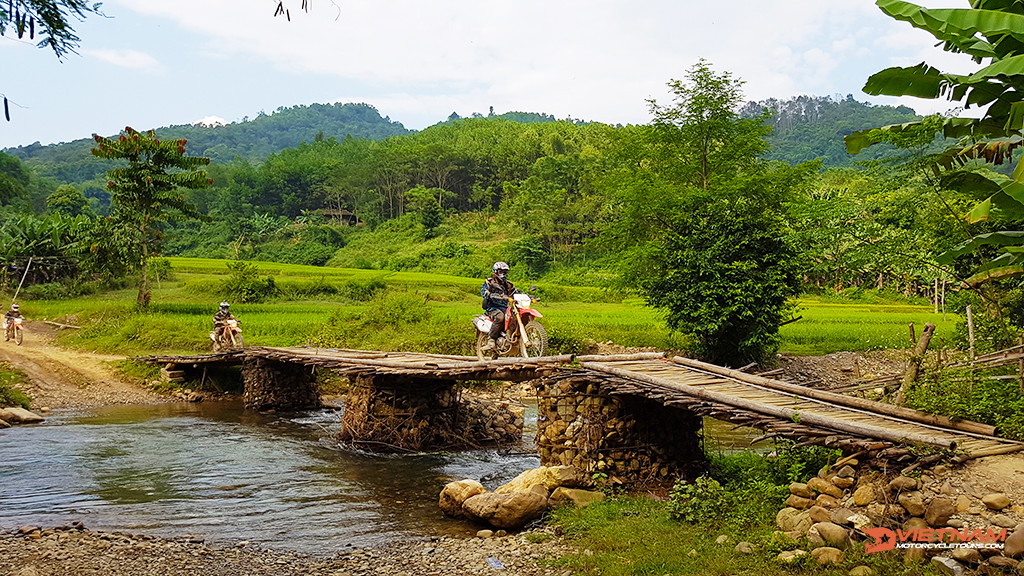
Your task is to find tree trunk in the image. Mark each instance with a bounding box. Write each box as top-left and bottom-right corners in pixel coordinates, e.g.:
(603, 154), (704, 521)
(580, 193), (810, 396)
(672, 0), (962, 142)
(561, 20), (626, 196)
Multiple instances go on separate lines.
(895, 322), (935, 406)
(137, 226), (151, 309)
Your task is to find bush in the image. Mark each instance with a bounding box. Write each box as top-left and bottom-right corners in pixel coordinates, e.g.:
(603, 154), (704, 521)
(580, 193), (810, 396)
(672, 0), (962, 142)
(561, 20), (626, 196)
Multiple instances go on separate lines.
(905, 368), (1024, 440)
(0, 364), (31, 409)
(667, 476), (728, 523)
(219, 261), (278, 303)
(364, 290), (429, 326)
(338, 277), (387, 301)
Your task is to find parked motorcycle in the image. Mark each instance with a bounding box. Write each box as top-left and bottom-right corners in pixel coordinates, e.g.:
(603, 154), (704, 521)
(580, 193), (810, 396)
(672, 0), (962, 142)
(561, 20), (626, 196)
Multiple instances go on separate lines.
(211, 318), (244, 352)
(473, 293), (547, 359)
(2, 317), (23, 346)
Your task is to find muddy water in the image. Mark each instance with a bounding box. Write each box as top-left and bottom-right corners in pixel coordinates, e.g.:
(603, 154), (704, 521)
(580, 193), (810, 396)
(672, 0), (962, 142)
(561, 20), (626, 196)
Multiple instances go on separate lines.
(0, 401), (762, 554)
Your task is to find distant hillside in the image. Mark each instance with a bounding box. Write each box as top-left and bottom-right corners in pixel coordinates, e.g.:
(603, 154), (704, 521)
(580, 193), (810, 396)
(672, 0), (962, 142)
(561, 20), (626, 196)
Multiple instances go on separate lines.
(3, 102), (411, 183)
(741, 95), (921, 167)
(3, 96), (924, 187)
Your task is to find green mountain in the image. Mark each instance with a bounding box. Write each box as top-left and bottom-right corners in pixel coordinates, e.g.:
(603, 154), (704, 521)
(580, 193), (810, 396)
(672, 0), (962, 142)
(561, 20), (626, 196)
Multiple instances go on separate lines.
(3, 102), (411, 183)
(741, 94), (921, 166)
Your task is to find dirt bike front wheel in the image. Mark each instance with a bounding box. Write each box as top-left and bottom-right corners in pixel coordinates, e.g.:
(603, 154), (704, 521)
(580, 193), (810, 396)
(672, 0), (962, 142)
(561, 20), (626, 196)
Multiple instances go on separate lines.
(15, 328), (22, 345)
(234, 334), (245, 348)
(523, 321), (548, 357)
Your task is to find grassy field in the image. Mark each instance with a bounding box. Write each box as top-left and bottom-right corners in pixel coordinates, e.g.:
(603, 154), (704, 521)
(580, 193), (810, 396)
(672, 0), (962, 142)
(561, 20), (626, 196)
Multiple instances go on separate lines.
(11, 257), (958, 358)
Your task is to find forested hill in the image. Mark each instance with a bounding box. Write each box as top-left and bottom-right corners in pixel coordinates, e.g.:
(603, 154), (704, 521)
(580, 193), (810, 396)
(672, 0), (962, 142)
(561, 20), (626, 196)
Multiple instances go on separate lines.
(3, 102), (411, 183)
(3, 96), (918, 186)
(742, 95), (920, 167)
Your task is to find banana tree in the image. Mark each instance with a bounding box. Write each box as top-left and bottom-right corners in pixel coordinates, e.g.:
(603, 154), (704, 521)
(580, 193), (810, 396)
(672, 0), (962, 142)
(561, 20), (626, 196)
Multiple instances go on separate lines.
(845, 0), (1024, 286)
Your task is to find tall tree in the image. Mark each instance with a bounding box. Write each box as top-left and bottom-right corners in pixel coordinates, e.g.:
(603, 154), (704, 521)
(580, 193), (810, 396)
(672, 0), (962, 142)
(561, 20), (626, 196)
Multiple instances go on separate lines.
(91, 127), (211, 307)
(604, 62), (807, 366)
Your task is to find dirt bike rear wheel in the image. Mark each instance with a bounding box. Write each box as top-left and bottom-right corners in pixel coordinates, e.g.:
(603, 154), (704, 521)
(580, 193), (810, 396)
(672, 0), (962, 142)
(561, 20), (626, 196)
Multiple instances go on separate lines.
(474, 332), (491, 360)
(523, 321), (547, 357)
(14, 327), (22, 346)
(3, 328), (8, 342)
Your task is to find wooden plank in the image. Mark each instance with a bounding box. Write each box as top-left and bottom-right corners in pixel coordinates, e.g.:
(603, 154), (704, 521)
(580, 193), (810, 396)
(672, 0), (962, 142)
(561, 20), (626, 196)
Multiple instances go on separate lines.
(582, 361), (958, 450)
(670, 357), (999, 437)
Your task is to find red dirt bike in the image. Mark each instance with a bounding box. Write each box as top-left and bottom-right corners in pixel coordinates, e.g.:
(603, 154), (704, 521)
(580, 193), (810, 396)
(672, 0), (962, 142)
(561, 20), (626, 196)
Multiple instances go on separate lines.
(473, 293), (548, 359)
(3, 317), (23, 345)
(210, 318), (244, 352)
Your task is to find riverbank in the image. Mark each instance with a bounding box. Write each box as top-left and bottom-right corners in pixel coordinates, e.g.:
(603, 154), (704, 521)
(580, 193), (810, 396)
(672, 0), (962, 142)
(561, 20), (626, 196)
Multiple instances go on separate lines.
(0, 321), (165, 408)
(0, 524), (574, 576)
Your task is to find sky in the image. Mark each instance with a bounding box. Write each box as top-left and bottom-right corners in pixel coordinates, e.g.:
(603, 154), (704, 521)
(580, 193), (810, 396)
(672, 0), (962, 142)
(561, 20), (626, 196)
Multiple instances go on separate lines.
(0, 0), (978, 150)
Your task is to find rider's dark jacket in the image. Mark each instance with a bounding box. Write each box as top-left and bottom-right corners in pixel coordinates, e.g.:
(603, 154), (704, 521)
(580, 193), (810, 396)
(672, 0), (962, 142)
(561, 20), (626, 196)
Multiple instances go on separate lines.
(481, 277), (518, 312)
(213, 310), (235, 327)
(4, 310), (21, 321)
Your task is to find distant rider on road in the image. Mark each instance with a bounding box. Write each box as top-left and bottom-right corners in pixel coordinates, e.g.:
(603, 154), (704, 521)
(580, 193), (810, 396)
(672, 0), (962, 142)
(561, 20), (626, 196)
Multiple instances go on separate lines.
(3, 303), (21, 337)
(480, 262), (519, 352)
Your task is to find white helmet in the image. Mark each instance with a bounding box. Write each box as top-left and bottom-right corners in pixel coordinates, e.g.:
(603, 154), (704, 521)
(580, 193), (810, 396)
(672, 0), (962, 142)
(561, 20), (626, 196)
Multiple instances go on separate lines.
(492, 261), (510, 273)
(219, 302), (229, 309)
(10, 304), (18, 311)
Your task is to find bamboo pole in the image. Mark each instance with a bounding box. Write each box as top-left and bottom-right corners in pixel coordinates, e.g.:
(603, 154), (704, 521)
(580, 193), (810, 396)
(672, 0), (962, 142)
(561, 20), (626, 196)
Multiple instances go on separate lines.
(11, 256), (32, 305)
(967, 305), (976, 360)
(671, 356), (998, 437)
(582, 361), (959, 450)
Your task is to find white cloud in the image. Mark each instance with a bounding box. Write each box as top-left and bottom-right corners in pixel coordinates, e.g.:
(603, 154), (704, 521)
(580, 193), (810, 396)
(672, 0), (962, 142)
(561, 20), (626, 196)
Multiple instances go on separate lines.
(82, 48), (161, 70)
(194, 116), (227, 127)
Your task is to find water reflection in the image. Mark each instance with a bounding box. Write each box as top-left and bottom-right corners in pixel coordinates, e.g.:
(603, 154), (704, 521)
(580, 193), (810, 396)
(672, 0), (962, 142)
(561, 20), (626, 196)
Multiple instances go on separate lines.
(0, 401), (539, 553)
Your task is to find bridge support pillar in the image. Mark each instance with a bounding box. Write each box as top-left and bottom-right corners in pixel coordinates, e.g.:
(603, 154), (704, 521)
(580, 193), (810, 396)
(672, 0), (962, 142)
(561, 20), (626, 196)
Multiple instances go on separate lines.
(242, 357), (321, 411)
(535, 375), (706, 485)
(338, 375), (460, 451)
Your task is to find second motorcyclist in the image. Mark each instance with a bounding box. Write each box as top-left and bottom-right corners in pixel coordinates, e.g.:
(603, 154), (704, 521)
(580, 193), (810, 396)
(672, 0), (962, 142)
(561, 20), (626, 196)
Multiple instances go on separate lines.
(212, 302), (236, 340)
(480, 262), (519, 352)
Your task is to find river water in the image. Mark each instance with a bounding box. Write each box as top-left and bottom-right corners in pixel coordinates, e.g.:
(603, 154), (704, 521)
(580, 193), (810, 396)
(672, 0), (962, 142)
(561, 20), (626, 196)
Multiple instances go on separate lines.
(0, 401), (760, 554)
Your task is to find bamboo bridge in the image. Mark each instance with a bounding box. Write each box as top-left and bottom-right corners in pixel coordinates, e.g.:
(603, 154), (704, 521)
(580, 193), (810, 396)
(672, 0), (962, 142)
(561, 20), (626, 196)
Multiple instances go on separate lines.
(142, 347), (1024, 480)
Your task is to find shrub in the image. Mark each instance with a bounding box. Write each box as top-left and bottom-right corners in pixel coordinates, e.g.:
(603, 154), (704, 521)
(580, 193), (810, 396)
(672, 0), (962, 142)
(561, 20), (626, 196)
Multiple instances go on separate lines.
(0, 364), (31, 409)
(339, 277), (387, 301)
(667, 476), (728, 523)
(219, 261), (278, 303)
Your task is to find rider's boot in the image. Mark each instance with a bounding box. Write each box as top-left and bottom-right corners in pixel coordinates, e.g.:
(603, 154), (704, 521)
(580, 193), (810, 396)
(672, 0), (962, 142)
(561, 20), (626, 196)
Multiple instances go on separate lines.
(480, 338), (498, 352)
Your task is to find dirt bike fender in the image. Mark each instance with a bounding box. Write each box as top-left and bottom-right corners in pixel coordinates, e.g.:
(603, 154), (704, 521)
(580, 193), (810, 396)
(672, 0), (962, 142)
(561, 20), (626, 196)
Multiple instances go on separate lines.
(519, 308), (542, 318)
(473, 315), (492, 332)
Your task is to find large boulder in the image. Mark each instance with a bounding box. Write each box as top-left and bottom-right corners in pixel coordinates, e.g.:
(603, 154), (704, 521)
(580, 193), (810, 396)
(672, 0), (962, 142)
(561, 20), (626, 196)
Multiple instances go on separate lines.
(925, 497), (955, 527)
(462, 491), (548, 530)
(438, 479), (487, 518)
(0, 407), (44, 424)
(549, 487), (605, 508)
(495, 466), (587, 494)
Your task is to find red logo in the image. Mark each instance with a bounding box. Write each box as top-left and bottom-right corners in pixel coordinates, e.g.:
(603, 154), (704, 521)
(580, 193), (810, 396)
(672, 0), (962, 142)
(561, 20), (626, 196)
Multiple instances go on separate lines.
(864, 526), (1007, 553)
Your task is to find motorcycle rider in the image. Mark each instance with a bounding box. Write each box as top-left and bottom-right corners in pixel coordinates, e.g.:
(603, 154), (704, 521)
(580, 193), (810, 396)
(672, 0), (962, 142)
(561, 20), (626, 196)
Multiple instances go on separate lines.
(480, 262), (519, 352)
(4, 304), (21, 335)
(212, 302), (236, 339)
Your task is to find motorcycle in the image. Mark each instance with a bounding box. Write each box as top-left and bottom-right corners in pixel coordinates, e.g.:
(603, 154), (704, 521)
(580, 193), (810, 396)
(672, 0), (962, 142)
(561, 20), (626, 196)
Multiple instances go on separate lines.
(473, 293), (548, 360)
(2, 317), (23, 346)
(211, 318), (244, 352)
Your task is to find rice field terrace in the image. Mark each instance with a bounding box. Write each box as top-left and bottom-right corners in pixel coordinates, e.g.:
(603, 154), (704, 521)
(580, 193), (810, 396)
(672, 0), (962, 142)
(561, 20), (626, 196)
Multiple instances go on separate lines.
(15, 257), (956, 358)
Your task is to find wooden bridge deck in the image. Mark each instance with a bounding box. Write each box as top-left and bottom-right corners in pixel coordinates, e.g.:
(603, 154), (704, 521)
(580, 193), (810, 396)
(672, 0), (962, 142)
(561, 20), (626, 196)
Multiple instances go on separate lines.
(143, 347), (1024, 462)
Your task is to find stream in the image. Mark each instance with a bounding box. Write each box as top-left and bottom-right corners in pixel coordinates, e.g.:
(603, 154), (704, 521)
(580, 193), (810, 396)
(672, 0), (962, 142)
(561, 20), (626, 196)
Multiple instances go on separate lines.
(0, 400), (760, 554)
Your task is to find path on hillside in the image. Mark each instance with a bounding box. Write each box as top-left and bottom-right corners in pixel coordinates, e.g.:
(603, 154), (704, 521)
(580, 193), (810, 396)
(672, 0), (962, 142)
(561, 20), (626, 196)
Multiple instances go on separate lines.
(0, 321), (164, 408)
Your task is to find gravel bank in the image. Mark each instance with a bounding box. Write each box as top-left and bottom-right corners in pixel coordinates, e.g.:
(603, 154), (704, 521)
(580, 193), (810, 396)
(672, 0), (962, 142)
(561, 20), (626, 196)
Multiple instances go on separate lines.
(0, 524), (575, 576)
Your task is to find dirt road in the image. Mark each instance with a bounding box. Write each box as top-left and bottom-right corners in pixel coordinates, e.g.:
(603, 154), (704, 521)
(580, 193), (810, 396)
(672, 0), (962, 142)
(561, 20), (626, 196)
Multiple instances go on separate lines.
(0, 321), (164, 408)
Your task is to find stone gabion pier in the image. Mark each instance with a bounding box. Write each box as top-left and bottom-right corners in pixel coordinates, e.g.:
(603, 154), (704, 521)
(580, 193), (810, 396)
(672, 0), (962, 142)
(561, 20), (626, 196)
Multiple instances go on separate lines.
(534, 374), (707, 485)
(241, 357), (320, 411)
(337, 376), (526, 451)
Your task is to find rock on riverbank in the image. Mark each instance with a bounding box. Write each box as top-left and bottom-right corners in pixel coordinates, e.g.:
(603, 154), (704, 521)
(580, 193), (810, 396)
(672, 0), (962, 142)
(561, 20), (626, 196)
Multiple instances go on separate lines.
(0, 524), (574, 576)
